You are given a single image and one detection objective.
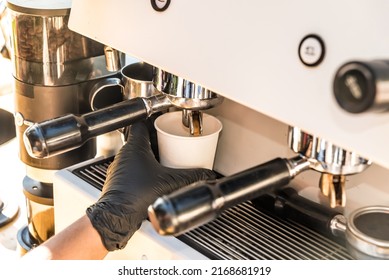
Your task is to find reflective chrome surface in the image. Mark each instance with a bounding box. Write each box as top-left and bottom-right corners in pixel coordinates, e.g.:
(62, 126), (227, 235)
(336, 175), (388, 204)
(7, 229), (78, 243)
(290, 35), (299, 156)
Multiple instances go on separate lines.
(319, 173), (346, 208)
(330, 214), (347, 237)
(89, 77), (124, 111)
(153, 67), (223, 110)
(104, 46), (123, 72)
(347, 206), (389, 259)
(182, 109), (203, 136)
(121, 62), (155, 99)
(0, 1), (11, 59)
(7, 2), (106, 85)
(288, 126), (371, 175)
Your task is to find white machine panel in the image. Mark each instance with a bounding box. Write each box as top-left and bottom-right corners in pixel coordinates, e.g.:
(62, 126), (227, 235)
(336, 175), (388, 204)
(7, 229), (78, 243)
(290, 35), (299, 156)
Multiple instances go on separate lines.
(69, 0), (389, 170)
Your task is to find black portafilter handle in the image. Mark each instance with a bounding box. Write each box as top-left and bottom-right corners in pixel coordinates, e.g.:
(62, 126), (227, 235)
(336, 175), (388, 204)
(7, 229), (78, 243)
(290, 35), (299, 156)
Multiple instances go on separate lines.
(333, 60), (389, 113)
(23, 94), (171, 159)
(148, 156), (311, 236)
(252, 187), (347, 244)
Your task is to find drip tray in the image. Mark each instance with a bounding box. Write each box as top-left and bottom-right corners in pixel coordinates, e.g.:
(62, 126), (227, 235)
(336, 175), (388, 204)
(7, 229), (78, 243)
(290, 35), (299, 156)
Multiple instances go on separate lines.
(73, 157), (353, 260)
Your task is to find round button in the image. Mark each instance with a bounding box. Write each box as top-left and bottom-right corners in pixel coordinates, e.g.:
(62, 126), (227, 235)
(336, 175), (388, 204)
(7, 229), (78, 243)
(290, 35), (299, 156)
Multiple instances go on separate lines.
(298, 34), (325, 67)
(150, 0), (171, 11)
(333, 60), (389, 113)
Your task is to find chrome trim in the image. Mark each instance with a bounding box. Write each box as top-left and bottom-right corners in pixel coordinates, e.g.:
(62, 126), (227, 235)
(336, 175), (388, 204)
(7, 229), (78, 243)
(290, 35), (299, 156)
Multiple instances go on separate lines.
(153, 67), (223, 110)
(288, 126), (371, 175)
(285, 155), (310, 178)
(347, 206), (389, 259)
(330, 214), (347, 237)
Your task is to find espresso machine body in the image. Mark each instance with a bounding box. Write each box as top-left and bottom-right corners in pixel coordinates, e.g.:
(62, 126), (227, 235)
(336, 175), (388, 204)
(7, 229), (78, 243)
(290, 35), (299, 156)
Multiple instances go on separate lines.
(49, 0), (389, 259)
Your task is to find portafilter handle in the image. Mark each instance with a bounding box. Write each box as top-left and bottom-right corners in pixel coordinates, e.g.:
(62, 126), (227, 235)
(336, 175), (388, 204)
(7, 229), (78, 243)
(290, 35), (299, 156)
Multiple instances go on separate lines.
(23, 94), (171, 159)
(252, 187), (347, 242)
(148, 156), (311, 236)
(253, 188), (389, 259)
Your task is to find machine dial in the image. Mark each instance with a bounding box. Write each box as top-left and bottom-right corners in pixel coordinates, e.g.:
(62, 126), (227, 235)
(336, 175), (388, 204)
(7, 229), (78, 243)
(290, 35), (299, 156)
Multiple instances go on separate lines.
(333, 60), (389, 113)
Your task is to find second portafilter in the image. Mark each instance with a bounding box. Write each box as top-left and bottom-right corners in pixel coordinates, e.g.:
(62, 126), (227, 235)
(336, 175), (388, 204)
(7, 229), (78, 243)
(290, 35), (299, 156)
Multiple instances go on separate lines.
(289, 127), (372, 208)
(148, 126), (371, 236)
(23, 67), (223, 159)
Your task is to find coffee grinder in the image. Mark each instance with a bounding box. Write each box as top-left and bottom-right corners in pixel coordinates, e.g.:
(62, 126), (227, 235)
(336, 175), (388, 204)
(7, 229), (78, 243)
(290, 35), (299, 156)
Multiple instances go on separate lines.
(6, 0), (123, 253)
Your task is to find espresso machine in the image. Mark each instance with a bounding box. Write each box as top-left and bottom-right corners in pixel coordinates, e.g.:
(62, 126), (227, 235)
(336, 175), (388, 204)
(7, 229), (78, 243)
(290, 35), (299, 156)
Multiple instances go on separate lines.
(6, 0), (125, 253)
(22, 0), (389, 259)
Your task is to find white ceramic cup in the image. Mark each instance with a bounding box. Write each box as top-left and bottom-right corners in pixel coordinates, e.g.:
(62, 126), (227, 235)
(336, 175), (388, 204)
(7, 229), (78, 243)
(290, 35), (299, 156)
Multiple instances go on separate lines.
(154, 111), (222, 169)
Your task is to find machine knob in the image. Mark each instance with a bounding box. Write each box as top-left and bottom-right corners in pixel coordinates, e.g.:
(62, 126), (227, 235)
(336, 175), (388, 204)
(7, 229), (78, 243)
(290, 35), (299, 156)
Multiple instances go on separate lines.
(333, 60), (389, 113)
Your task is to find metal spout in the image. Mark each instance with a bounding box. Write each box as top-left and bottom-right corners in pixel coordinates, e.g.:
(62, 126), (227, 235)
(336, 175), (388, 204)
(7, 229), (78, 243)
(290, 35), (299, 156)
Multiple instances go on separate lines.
(104, 46), (124, 72)
(319, 173), (346, 208)
(288, 126), (371, 207)
(182, 109), (203, 136)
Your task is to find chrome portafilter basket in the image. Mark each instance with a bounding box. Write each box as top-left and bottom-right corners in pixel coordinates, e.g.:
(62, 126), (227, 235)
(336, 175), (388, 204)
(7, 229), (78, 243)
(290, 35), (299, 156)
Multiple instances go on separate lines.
(148, 126), (372, 236)
(153, 68), (222, 136)
(288, 127), (371, 208)
(153, 68), (221, 110)
(346, 206), (389, 259)
(23, 67), (223, 159)
(253, 187), (389, 259)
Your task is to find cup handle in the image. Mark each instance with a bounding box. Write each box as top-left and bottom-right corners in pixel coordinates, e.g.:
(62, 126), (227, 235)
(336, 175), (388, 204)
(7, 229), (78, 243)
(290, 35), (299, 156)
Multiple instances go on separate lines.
(89, 77), (125, 111)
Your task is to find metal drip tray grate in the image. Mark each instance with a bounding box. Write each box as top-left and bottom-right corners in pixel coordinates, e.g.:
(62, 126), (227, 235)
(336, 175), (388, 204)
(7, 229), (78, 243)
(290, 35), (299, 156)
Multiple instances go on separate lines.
(73, 157), (353, 260)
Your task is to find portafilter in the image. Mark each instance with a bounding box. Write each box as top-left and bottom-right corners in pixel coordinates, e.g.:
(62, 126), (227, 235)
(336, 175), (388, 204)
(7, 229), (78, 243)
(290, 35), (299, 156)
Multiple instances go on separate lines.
(289, 127), (372, 208)
(148, 126), (371, 236)
(23, 67), (223, 159)
(253, 187), (389, 260)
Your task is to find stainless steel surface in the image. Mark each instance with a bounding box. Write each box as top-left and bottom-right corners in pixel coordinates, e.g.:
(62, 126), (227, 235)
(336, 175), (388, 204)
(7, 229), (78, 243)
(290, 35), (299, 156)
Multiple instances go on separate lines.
(72, 157), (353, 260)
(347, 206), (389, 259)
(285, 154), (311, 177)
(288, 126), (371, 175)
(7, 1), (107, 86)
(330, 214), (347, 237)
(23, 67), (224, 159)
(0, 1), (11, 59)
(316, 206), (389, 259)
(6, 0), (72, 15)
(14, 79), (97, 170)
(142, 94), (172, 115)
(319, 173), (346, 208)
(289, 126), (371, 207)
(6, 0), (119, 251)
(89, 77), (124, 111)
(182, 110), (203, 136)
(153, 67), (224, 110)
(104, 46), (123, 72)
(121, 62), (155, 99)
(88, 61), (153, 108)
(186, 202), (352, 260)
(22, 93), (170, 159)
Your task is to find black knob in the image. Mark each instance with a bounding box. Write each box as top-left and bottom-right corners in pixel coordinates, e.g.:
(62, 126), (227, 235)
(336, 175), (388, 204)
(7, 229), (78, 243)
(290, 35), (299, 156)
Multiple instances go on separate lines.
(333, 60), (389, 113)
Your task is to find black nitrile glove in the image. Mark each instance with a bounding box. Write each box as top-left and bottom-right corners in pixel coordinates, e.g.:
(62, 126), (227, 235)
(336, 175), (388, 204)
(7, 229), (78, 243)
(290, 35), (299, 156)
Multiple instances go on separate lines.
(86, 119), (217, 251)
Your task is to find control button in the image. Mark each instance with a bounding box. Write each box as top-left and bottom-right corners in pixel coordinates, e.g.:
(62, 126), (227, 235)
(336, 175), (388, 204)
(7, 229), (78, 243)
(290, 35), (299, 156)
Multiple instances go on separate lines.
(333, 60), (389, 113)
(151, 0), (171, 12)
(298, 34), (325, 67)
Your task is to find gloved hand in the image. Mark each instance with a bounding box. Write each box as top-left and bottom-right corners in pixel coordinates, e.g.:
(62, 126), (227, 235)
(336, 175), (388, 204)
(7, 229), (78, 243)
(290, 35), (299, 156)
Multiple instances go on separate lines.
(86, 118), (217, 251)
